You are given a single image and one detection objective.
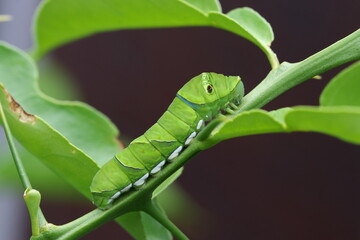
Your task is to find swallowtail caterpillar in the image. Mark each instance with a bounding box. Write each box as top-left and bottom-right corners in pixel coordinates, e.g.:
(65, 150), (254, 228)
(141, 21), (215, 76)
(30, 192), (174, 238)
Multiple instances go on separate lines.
(91, 72), (244, 209)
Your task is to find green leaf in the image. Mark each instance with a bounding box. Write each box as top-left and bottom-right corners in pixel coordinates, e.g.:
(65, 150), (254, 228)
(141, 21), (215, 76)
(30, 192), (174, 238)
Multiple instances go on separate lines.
(0, 42), (119, 166)
(33, 0), (210, 59)
(33, 1), (277, 67)
(181, 0), (221, 12)
(210, 106), (360, 146)
(0, 83), (99, 197)
(152, 167), (183, 198)
(320, 61), (360, 107)
(0, 42), (168, 239)
(226, 7), (273, 45)
(157, 184), (202, 224)
(38, 59), (83, 101)
(267, 107), (293, 125)
(196, 7), (277, 67)
(117, 212), (172, 240)
(0, 59), (89, 200)
(0, 143), (81, 200)
(210, 109), (286, 144)
(285, 106), (360, 145)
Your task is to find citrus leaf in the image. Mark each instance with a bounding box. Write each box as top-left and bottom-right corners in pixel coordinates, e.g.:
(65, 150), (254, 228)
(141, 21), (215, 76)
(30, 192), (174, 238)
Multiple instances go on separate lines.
(0, 42), (120, 166)
(208, 7), (276, 66)
(210, 109), (286, 144)
(285, 106), (360, 145)
(33, 0), (210, 59)
(320, 61), (360, 107)
(0, 83), (98, 197)
(226, 7), (273, 46)
(0, 42), (170, 239)
(0, 141), (81, 200)
(119, 212), (172, 240)
(152, 168), (183, 198)
(33, 1), (276, 66)
(211, 106), (360, 145)
(180, 0), (221, 12)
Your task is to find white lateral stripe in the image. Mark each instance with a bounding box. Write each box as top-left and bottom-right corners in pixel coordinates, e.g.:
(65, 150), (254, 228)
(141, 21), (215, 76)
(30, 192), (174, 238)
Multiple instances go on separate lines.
(168, 146), (183, 160)
(150, 166), (161, 174)
(196, 120), (204, 130)
(185, 132), (197, 145)
(134, 173), (150, 187)
(175, 145), (183, 153)
(185, 138), (193, 145)
(158, 160), (166, 167)
(110, 191), (121, 200)
(120, 184), (132, 193)
(150, 160), (166, 174)
(168, 152), (179, 161)
(189, 132), (197, 138)
(134, 179), (145, 187)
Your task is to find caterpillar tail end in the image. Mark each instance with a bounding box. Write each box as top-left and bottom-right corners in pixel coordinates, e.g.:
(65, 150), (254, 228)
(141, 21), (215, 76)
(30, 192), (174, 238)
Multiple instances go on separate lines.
(91, 191), (117, 210)
(90, 158), (133, 210)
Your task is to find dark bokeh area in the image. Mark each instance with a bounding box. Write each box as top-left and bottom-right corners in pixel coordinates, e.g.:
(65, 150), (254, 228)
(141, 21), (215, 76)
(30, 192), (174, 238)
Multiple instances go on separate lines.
(44, 0), (360, 239)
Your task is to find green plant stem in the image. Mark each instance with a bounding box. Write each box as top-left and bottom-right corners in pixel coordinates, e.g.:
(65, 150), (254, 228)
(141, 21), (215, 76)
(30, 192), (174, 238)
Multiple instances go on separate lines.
(0, 101), (48, 235)
(264, 45), (280, 69)
(32, 143), (201, 240)
(239, 28), (360, 112)
(0, 101), (32, 189)
(32, 28), (360, 240)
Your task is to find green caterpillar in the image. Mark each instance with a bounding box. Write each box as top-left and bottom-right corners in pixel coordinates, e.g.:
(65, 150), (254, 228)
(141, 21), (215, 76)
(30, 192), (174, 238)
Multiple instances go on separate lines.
(90, 73), (244, 209)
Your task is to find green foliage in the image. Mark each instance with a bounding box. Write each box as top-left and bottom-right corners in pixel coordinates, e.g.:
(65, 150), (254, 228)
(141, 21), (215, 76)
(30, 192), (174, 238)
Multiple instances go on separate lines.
(119, 212), (172, 240)
(0, 59), (91, 200)
(211, 109), (285, 142)
(212, 106), (360, 145)
(320, 61), (360, 107)
(0, 0), (359, 239)
(152, 168), (183, 198)
(38, 60), (83, 101)
(0, 145), (81, 200)
(285, 106), (360, 144)
(0, 42), (119, 166)
(210, 62), (360, 145)
(33, 0), (277, 67)
(208, 7), (277, 67)
(0, 42), (172, 239)
(0, 42), (109, 196)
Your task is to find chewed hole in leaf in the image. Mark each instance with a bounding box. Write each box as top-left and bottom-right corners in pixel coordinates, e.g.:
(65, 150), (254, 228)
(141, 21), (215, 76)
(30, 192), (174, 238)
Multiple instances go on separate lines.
(3, 87), (36, 124)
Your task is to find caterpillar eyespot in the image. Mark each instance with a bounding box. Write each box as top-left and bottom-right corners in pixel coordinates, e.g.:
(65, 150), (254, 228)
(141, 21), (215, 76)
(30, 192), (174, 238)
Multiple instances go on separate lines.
(206, 84), (214, 94)
(90, 72), (244, 209)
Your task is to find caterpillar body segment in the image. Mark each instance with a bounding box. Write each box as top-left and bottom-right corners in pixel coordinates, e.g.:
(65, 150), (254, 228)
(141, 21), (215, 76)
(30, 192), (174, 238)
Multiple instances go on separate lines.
(128, 135), (164, 171)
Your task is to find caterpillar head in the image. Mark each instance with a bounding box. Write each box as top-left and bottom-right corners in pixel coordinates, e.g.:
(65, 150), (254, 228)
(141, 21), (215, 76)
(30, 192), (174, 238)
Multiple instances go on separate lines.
(177, 72), (244, 119)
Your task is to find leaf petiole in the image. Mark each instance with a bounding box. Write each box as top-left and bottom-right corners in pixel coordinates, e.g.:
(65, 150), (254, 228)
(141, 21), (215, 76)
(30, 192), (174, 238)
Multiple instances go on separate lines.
(0, 100), (32, 189)
(0, 99), (48, 236)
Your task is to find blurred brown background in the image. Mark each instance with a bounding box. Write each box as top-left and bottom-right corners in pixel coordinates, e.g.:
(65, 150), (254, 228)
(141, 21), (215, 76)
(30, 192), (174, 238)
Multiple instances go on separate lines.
(1, 0), (360, 239)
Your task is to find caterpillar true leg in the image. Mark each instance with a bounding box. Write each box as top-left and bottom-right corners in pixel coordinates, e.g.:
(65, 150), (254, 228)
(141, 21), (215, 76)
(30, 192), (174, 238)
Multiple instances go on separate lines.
(230, 102), (239, 110)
